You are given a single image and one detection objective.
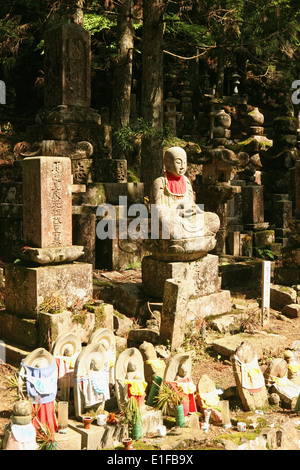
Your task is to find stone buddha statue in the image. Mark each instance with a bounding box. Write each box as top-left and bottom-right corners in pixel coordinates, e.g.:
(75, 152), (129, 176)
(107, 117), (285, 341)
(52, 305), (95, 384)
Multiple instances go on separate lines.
(146, 146), (220, 260)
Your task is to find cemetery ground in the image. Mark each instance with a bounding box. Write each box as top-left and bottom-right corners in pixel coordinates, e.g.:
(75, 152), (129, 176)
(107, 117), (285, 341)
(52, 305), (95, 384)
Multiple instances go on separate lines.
(0, 265), (300, 451)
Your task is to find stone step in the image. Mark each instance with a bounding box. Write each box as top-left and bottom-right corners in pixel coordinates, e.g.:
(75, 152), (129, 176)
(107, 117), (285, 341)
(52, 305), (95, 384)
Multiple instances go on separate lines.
(1, 339), (32, 367)
(0, 309), (38, 349)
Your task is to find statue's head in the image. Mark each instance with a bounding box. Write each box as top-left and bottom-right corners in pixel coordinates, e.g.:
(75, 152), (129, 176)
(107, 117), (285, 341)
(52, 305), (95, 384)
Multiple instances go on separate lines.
(164, 147), (187, 177)
(177, 361), (189, 378)
(127, 360), (137, 373)
(90, 355), (102, 371)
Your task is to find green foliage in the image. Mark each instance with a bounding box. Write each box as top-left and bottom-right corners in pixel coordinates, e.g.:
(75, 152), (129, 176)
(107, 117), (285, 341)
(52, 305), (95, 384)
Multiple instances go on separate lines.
(256, 248), (276, 260)
(113, 118), (170, 153)
(84, 13), (115, 35)
(154, 381), (184, 415)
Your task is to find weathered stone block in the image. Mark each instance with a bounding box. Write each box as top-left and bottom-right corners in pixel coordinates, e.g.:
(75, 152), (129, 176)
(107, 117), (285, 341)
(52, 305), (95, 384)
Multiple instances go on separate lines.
(84, 302), (114, 330)
(54, 427), (82, 450)
(186, 290), (231, 322)
(227, 231), (240, 256)
(273, 198), (292, 229)
(241, 185), (265, 225)
(281, 247), (300, 268)
(38, 310), (95, 348)
(142, 254), (220, 300)
(0, 310), (37, 349)
(270, 284), (297, 311)
(113, 283), (147, 317)
(73, 212), (96, 266)
(253, 230), (275, 248)
(160, 279), (190, 351)
(83, 182), (144, 206)
(5, 262), (93, 318)
(282, 304), (300, 319)
(274, 267), (300, 286)
(44, 23), (91, 108)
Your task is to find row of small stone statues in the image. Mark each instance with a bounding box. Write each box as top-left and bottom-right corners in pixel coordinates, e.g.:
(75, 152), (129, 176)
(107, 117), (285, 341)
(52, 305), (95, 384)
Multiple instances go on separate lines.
(6, 331), (300, 450)
(16, 331), (300, 420)
(15, 329), (200, 428)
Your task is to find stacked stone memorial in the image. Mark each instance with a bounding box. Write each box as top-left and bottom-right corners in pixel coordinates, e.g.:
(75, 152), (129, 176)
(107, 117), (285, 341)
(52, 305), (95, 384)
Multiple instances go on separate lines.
(260, 106), (299, 247)
(194, 104), (249, 254)
(0, 156), (96, 356)
(274, 159), (300, 286)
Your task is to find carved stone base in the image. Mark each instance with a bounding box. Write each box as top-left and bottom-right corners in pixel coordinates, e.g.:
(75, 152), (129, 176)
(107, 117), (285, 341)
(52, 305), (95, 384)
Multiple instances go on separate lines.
(5, 262), (93, 318)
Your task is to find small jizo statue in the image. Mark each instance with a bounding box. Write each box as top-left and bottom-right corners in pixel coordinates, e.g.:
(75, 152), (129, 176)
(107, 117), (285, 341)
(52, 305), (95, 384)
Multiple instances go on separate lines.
(4, 400), (38, 450)
(73, 342), (110, 418)
(147, 146), (220, 260)
(115, 348), (147, 409)
(164, 352), (197, 416)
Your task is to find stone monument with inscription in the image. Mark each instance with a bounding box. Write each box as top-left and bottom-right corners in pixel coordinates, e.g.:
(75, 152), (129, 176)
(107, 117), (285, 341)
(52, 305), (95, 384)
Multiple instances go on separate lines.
(4, 156), (94, 347)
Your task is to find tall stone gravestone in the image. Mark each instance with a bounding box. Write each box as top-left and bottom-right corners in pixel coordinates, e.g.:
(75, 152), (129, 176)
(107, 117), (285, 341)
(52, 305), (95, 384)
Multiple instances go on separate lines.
(24, 23), (112, 183)
(5, 156), (93, 318)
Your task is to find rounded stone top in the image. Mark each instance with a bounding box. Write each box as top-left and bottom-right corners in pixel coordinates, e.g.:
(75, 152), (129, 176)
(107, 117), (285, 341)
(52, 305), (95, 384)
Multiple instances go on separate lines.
(139, 341), (157, 361)
(13, 400), (32, 417)
(164, 146), (187, 163)
(11, 400), (33, 425)
(52, 332), (82, 358)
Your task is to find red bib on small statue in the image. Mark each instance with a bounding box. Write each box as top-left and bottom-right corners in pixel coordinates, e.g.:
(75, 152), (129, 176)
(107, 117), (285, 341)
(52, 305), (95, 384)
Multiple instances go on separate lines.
(166, 172), (186, 196)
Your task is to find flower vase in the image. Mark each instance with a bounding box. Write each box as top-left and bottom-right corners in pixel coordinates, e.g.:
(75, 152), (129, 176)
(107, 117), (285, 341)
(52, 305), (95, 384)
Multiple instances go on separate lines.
(175, 404), (185, 428)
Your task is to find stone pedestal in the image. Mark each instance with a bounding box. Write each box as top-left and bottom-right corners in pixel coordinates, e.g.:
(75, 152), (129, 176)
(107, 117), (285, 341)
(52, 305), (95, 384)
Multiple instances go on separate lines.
(142, 253), (231, 350)
(1, 155), (95, 354)
(5, 262), (93, 318)
(142, 254), (220, 300)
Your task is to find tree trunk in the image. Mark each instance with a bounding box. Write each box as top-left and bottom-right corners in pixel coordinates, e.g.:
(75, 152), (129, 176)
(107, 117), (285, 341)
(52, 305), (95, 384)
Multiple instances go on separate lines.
(141, 0), (165, 196)
(111, 0), (134, 158)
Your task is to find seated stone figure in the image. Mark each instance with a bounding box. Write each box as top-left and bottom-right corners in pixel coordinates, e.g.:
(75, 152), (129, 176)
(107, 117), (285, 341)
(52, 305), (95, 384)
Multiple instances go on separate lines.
(146, 146), (220, 260)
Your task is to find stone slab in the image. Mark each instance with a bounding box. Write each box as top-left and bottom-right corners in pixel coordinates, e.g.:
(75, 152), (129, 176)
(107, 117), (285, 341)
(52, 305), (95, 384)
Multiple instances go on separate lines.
(113, 283), (147, 317)
(0, 310), (37, 349)
(142, 254), (221, 300)
(160, 279), (190, 350)
(270, 284), (297, 311)
(186, 290), (232, 322)
(54, 426), (82, 450)
(68, 419), (130, 450)
(219, 259), (263, 289)
(241, 185), (265, 225)
(211, 333), (288, 359)
(5, 262), (93, 318)
(38, 304), (113, 349)
(274, 267), (300, 286)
